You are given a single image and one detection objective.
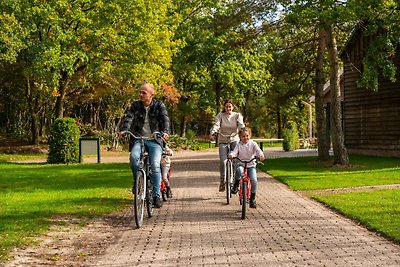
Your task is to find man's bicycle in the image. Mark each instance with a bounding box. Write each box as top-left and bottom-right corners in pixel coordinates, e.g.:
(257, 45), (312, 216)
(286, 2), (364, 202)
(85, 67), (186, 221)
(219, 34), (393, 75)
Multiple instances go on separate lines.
(232, 157), (262, 219)
(215, 132), (237, 204)
(121, 131), (157, 228)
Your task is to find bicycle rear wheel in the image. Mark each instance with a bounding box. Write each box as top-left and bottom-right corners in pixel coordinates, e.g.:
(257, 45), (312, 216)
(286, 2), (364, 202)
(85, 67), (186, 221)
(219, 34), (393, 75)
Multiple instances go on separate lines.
(161, 180), (168, 201)
(146, 177), (154, 218)
(225, 160), (233, 204)
(134, 170), (146, 228)
(241, 180), (247, 219)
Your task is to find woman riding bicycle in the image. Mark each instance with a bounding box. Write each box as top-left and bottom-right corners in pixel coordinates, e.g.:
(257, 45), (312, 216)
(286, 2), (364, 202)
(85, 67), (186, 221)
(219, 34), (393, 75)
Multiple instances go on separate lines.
(120, 83), (170, 209)
(228, 127), (264, 208)
(210, 99), (245, 192)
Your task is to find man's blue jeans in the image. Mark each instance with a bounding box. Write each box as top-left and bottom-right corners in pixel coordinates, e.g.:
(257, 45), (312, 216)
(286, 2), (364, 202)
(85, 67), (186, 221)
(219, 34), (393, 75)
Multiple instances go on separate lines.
(130, 139), (162, 198)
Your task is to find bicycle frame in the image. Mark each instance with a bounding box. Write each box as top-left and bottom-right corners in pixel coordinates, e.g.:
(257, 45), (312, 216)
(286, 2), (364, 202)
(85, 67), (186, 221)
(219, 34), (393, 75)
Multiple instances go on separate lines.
(232, 157), (259, 219)
(216, 131), (237, 204)
(122, 131), (162, 228)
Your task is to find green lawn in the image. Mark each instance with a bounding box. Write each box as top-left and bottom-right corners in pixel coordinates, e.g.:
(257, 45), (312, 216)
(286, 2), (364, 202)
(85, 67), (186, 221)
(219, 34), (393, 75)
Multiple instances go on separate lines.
(260, 155), (400, 243)
(260, 155), (400, 190)
(0, 161), (132, 261)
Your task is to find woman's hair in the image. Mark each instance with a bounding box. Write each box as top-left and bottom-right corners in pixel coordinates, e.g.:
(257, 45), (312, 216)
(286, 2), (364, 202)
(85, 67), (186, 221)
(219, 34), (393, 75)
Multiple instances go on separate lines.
(222, 99), (235, 113)
(239, 127), (252, 138)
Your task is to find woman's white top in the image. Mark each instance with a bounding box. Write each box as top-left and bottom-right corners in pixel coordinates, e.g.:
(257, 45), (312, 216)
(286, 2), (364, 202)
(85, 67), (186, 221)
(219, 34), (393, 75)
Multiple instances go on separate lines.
(229, 140), (263, 168)
(210, 112), (245, 143)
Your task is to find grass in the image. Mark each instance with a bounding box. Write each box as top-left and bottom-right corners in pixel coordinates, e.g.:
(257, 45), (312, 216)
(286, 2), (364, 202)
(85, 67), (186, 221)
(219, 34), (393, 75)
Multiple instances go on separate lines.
(0, 154), (47, 163)
(259, 154), (400, 243)
(0, 161), (132, 261)
(260, 155), (400, 190)
(314, 189), (400, 243)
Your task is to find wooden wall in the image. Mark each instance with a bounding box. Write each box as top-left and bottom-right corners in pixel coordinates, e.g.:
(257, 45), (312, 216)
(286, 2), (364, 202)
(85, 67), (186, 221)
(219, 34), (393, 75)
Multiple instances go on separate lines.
(342, 30), (400, 157)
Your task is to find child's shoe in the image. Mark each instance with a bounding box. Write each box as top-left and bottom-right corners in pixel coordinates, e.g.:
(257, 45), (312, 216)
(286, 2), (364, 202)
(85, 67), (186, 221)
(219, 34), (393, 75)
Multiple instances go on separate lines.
(166, 186), (173, 198)
(250, 193), (257, 208)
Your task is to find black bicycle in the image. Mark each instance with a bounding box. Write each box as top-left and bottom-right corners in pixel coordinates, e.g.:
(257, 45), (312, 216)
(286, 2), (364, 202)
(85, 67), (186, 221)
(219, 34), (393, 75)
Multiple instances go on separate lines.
(121, 131), (156, 228)
(215, 132), (237, 204)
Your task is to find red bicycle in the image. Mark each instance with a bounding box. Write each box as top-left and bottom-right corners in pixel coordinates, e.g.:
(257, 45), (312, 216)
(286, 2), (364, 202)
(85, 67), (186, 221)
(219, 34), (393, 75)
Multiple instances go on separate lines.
(232, 157), (262, 219)
(160, 167), (171, 201)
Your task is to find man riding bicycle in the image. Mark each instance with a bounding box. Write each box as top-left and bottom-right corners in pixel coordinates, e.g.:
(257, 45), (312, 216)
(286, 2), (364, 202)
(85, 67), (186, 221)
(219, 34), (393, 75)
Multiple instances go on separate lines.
(120, 83), (170, 208)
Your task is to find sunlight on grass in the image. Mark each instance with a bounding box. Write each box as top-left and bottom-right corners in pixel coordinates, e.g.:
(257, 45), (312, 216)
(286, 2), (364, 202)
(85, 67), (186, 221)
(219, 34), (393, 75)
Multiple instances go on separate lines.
(314, 189), (400, 242)
(0, 162), (132, 261)
(260, 155), (400, 190)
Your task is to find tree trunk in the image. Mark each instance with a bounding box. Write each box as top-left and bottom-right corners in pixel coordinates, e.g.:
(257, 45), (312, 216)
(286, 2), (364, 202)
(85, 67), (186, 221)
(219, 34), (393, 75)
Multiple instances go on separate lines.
(277, 105), (282, 139)
(243, 90), (250, 123)
(180, 115), (187, 137)
(55, 72), (69, 118)
(326, 25), (349, 165)
(26, 77), (40, 145)
(315, 28), (330, 161)
(215, 82), (222, 114)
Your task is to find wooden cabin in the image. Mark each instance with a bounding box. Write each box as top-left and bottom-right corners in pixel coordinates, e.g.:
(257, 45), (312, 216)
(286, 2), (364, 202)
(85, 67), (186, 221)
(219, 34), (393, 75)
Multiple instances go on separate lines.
(340, 26), (400, 157)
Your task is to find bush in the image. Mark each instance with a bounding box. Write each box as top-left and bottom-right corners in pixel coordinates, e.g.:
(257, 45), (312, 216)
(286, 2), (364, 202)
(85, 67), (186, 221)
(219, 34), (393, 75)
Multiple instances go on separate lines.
(168, 134), (200, 150)
(48, 118), (81, 163)
(282, 121), (300, 151)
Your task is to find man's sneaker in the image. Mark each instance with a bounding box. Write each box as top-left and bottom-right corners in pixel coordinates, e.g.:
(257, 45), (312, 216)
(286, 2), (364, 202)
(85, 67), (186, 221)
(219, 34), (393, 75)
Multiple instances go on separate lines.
(219, 183), (225, 192)
(166, 186), (173, 198)
(153, 196), (163, 208)
(231, 180), (239, 194)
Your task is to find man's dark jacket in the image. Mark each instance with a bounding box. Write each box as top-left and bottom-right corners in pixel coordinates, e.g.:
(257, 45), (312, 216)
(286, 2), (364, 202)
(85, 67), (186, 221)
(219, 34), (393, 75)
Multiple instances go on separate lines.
(120, 98), (170, 147)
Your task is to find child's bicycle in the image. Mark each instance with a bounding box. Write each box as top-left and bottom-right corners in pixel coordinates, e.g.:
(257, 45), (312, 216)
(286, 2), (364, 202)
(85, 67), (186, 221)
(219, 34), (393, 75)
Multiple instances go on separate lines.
(121, 131), (160, 228)
(215, 132), (237, 204)
(232, 157), (262, 219)
(160, 160), (172, 202)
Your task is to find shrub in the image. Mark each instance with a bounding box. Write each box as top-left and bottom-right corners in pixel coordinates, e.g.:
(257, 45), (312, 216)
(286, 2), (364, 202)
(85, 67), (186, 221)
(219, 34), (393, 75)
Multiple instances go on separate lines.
(167, 134), (200, 150)
(282, 121), (300, 151)
(48, 118), (81, 163)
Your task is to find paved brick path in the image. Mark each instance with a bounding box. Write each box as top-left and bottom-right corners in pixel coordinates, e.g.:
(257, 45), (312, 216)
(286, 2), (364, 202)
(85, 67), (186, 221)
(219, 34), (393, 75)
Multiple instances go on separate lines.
(93, 150), (400, 266)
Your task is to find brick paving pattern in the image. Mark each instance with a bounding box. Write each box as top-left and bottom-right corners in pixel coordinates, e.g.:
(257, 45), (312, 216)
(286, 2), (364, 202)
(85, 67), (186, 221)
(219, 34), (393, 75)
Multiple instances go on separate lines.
(93, 150), (400, 266)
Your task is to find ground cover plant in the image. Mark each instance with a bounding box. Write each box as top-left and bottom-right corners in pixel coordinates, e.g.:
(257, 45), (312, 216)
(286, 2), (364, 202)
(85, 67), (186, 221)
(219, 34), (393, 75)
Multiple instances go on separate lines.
(0, 162), (132, 261)
(259, 155), (400, 243)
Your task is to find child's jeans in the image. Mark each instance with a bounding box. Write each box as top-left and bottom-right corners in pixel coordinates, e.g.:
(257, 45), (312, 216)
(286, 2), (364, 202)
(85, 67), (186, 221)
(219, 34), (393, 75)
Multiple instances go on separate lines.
(234, 166), (257, 193)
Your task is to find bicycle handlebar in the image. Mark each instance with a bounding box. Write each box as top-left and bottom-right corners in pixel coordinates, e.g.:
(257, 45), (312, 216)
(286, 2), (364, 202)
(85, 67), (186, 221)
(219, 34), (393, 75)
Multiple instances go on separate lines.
(232, 156), (264, 165)
(213, 131), (238, 138)
(120, 131), (164, 140)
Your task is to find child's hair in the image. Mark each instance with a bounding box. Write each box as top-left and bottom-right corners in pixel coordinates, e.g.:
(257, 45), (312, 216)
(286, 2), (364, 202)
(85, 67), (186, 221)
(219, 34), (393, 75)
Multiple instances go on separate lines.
(239, 127), (252, 138)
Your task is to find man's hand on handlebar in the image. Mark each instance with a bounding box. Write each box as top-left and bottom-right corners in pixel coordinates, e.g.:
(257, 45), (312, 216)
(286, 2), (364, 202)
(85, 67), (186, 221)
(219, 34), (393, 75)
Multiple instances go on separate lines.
(119, 131), (128, 138)
(162, 132), (169, 141)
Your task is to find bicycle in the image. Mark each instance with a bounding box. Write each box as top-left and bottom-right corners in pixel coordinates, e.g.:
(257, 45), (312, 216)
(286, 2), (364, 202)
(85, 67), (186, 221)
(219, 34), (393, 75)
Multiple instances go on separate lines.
(121, 131), (160, 228)
(214, 132), (237, 204)
(160, 167), (171, 201)
(232, 157), (262, 219)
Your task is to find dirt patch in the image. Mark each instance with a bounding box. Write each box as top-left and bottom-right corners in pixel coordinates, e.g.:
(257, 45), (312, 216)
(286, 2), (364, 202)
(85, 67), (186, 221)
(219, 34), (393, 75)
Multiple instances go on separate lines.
(300, 184), (400, 196)
(4, 211), (131, 267)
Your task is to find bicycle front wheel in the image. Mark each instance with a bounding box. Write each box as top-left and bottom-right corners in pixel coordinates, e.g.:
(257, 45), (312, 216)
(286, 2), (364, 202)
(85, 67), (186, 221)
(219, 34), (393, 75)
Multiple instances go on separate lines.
(146, 177), (154, 218)
(241, 180), (247, 219)
(134, 169), (146, 228)
(225, 160), (233, 204)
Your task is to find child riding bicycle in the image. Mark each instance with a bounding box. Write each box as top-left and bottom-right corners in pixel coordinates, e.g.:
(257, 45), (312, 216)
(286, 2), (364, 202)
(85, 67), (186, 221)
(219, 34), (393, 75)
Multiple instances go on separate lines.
(161, 145), (173, 198)
(228, 127), (265, 208)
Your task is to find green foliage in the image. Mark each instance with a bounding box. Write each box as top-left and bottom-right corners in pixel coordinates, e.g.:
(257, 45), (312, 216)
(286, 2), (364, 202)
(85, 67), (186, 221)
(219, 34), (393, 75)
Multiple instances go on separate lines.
(48, 118), (80, 164)
(167, 134), (200, 150)
(282, 121), (300, 151)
